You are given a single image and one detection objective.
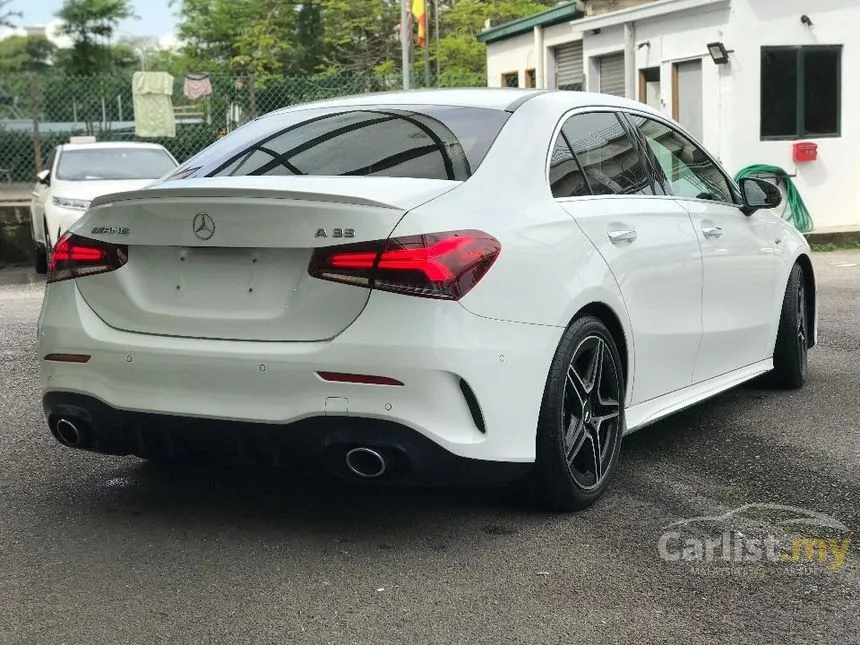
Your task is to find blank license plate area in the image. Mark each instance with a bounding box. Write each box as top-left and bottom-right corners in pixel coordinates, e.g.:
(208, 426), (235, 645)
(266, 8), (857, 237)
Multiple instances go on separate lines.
(175, 247), (287, 316)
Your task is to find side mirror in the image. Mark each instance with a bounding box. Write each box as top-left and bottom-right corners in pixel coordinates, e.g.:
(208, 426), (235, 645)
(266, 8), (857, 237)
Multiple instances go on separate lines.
(739, 177), (782, 215)
(36, 169), (51, 186)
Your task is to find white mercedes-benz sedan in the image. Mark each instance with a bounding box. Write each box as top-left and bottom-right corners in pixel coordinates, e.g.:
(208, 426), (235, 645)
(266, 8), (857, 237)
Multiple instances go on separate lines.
(37, 89), (816, 510)
(30, 141), (178, 274)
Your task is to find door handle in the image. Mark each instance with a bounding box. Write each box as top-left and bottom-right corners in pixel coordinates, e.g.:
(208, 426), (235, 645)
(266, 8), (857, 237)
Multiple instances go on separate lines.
(702, 225), (724, 239)
(607, 229), (637, 244)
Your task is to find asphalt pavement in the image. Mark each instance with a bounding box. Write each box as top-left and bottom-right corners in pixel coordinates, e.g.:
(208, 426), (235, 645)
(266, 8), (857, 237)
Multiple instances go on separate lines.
(0, 253), (858, 645)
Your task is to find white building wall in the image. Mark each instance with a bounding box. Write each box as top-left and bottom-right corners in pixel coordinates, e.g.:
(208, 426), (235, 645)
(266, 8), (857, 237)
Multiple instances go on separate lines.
(486, 22), (578, 88)
(484, 0), (860, 232)
(486, 33), (534, 88)
(724, 0), (859, 233)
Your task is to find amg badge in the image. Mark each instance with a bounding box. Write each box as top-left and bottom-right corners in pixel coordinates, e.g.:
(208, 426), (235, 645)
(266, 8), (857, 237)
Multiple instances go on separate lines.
(91, 226), (130, 235)
(315, 228), (355, 239)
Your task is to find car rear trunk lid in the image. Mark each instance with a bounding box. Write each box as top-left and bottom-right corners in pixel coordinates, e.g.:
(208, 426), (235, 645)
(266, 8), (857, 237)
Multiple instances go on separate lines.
(72, 176), (459, 341)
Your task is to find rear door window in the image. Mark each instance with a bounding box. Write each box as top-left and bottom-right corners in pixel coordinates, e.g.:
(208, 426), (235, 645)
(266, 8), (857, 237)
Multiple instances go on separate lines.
(560, 111), (657, 196)
(163, 106), (510, 183)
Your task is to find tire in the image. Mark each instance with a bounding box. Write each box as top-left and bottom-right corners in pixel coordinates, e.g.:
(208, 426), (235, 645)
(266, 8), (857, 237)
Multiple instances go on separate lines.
(770, 263), (809, 389)
(34, 245), (48, 274)
(528, 316), (625, 512)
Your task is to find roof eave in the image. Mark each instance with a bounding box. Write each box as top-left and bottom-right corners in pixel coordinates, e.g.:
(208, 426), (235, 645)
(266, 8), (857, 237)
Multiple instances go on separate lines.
(477, 3), (584, 44)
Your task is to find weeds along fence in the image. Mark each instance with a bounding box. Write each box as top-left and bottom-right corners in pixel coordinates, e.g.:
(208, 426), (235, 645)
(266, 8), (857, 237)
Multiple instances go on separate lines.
(0, 70), (487, 183)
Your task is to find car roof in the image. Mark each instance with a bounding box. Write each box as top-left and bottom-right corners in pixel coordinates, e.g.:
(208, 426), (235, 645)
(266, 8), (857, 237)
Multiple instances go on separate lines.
(60, 141), (170, 152)
(267, 88), (663, 117)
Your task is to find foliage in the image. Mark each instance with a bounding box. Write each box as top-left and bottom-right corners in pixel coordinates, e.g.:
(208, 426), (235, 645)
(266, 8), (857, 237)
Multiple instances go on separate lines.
(317, 0), (400, 75)
(55, 0), (136, 75)
(0, 36), (57, 73)
(170, 0), (556, 79)
(437, 0), (556, 75)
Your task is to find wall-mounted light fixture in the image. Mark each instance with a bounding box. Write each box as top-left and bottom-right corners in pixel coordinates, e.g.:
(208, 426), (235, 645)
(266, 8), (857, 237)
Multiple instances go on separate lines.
(707, 42), (731, 65)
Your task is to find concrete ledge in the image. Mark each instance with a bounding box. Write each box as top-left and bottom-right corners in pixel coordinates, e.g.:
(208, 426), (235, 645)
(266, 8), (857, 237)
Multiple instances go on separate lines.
(0, 202), (34, 267)
(805, 230), (860, 246)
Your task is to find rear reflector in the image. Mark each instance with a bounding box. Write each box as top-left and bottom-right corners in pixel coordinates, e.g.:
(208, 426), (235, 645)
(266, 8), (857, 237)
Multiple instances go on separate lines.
(48, 232), (128, 284)
(43, 353), (91, 363)
(308, 230), (500, 301)
(317, 371), (404, 386)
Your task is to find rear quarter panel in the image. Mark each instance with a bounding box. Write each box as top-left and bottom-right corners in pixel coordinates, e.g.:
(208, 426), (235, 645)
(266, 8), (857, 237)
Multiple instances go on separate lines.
(390, 96), (635, 393)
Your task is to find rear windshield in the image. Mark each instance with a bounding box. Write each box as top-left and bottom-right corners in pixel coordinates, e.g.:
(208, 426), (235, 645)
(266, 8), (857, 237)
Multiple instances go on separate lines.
(56, 148), (177, 181)
(162, 105), (510, 183)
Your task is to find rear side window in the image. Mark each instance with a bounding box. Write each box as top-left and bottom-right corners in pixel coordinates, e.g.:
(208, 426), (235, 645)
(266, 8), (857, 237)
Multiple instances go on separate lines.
(549, 135), (589, 198)
(560, 112), (656, 196)
(163, 105), (510, 183)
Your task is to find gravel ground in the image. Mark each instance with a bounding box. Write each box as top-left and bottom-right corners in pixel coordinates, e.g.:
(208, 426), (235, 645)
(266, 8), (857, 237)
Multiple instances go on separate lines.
(0, 252), (858, 645)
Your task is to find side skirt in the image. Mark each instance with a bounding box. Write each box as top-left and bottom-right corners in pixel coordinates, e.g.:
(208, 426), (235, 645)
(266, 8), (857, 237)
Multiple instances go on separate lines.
(623, 358), (773, 435)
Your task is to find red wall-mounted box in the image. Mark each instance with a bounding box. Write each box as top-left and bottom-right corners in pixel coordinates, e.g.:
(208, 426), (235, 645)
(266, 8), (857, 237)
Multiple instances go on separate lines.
(793, 141), (818, 162)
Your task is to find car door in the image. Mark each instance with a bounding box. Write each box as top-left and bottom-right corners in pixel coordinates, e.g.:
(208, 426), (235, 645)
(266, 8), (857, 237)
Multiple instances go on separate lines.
(30, 148), (56, 247)
(552, 110), (703, 405)
(628, 113), (784, 383)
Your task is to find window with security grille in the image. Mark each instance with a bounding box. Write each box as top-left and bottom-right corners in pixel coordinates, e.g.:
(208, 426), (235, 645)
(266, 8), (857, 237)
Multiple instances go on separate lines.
(501, 72), (519, 88)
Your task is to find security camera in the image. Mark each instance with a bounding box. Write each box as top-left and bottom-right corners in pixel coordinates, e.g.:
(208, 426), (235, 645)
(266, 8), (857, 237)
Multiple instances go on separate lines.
(800, 15), (814, 27)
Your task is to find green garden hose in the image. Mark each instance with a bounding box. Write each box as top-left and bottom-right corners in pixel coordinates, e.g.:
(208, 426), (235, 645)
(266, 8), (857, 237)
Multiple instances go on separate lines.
(734, 164), (814, 233)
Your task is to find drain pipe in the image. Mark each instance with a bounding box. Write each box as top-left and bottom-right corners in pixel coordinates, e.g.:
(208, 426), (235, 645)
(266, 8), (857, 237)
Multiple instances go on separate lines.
(624, 21), (636, 100)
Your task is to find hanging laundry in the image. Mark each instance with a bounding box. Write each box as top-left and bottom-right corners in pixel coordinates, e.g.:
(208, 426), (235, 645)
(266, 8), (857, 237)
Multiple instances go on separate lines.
(132, 71), (176, 138)
(184, 73), (213, 101)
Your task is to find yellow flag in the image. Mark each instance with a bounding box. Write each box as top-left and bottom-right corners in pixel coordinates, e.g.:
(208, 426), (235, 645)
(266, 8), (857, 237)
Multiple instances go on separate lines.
(411, 0), (427, 47)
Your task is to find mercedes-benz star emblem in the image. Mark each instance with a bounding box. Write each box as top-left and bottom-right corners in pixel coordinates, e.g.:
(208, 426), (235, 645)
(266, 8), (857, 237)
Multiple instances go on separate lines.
(192, 212), (215, 240)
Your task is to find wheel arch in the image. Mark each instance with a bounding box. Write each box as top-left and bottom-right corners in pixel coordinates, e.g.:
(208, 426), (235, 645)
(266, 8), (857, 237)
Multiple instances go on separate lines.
(570, 301), (630, 389)
(795, 253), (817, 348)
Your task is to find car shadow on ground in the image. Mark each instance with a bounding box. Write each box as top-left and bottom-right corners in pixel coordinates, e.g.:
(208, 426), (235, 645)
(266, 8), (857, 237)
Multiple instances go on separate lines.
(49, 386), (777, 526)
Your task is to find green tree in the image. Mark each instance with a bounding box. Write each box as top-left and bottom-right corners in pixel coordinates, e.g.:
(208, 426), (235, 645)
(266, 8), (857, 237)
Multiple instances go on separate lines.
(174, 0), (296, 78)
(55, 0), (136, 75)
(174, 0), (399, 77)
(293, 2), (327, 75)
(0, 35), (57, 72)
(437, 0), (555, 76)
(317, 0), (400, 75)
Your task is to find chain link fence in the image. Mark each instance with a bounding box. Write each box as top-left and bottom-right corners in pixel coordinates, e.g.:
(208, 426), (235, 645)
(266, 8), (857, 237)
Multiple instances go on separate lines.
(0, 70), (487, 184)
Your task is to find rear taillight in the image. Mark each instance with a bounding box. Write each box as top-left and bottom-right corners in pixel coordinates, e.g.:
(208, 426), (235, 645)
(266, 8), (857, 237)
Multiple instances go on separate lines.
(308, 230), (500, 300)
(47, 233), (128, 284)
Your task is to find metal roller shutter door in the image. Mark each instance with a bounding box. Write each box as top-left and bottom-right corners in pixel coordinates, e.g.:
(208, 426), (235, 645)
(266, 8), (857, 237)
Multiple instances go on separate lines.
(599, 53), (626, 97)
(555, 41), (584, 90)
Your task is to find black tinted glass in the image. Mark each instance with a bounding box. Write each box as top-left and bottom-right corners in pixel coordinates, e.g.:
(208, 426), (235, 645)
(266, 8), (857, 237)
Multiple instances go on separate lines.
(761, 49), (798, 138)
(804, 49), (840, 136)
(561, 112), (653, 196)
(164, 106), (509, 182)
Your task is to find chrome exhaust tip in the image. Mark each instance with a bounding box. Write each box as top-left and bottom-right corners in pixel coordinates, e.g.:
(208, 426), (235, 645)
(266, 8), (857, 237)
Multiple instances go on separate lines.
(53, 418), (84, 448)
(345, 447), (387, 479)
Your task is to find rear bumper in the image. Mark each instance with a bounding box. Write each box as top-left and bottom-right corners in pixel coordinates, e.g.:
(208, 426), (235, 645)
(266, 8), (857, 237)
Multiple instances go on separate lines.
(38, 280), (563, 463)
(43, 392), (532, 486)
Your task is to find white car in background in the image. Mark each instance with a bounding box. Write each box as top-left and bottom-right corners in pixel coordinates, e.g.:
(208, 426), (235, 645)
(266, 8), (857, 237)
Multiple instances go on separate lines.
(30, 141), (178, 273)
